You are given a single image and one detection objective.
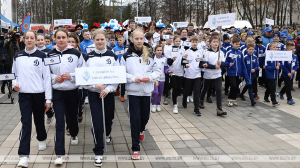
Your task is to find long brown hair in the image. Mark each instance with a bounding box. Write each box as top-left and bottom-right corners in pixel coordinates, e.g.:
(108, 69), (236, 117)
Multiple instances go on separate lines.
(69, 33), (81, 52)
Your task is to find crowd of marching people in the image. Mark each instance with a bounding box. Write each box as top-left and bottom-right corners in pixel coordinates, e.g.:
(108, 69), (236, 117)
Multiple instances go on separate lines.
(3, 18), (300, 167)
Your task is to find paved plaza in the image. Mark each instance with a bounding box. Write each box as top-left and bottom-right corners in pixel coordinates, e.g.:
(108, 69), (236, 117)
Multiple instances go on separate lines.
(1, 82), (300, 168)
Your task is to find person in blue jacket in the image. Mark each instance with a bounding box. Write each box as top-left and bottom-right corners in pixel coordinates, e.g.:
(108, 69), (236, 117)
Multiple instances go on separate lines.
(113, 35), (126, 102)
(279, 43), (298, 104)
(264, 42), (280, 106)
(262, 27), (274, 47)
(266, 31), (285, 51)
(255, 36), (266, 87)
(225, 37), (246, 107)
(46, 31), (56, 49)
(79, 29), (94, 54)
(239, 44), (258, 106)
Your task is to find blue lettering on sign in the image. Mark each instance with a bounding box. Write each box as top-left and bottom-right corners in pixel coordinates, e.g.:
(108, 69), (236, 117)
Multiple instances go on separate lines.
(5, 75), (9, 78)
(83, 70), (90, 82)
(50, 59), (54, 63)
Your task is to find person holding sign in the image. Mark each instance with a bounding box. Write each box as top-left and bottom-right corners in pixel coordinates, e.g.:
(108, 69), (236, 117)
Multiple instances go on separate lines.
(47, 29), (84, 165)
(199, 36), (227, 116)
(113, 35), (126, 102)
(13, 30), (52, 167)
(182, 36), (203, 116)
(83, 29), (119, 166)
(279, 43), (298, 104)
(120, 28), (161, 160)
(264, 42), (280, 106)
(166, 35), (186, 114)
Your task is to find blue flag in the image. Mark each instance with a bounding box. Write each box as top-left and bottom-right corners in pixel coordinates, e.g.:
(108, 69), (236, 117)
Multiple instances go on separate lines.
(21, 15), (31, 32)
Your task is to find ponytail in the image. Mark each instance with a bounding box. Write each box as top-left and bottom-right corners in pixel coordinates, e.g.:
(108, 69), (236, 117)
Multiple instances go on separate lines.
(132, 28), (150, 64)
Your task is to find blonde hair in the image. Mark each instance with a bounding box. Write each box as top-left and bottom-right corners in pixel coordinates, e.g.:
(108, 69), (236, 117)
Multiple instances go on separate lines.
(131, 28), (150, 64)
(92, 29), (106, 40)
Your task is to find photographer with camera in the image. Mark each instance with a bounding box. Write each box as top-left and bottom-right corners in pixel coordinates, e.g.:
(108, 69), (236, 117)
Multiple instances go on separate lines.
(3, 30), (20, 92)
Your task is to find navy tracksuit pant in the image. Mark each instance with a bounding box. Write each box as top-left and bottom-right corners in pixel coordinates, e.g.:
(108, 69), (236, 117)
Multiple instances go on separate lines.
(88, 92), (115, 155)
(128, 95), (150, 151)
(53, 89), (79, 156)
(18, 93), (47, 156)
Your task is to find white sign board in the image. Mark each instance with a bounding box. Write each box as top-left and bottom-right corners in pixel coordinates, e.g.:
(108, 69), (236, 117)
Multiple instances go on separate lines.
(0, 73), (15, 81)
(54, 19), (72, 27)
(163, 34), (170, 40)
(266, 18), (274, 25)
(44, 55), (61, 66)
(265, 51), (292, 62)
(135, 17), (151, 23)
(173, 22), (189, 28)
(75, 66), (127, 85)
(208, 13), (235, 27)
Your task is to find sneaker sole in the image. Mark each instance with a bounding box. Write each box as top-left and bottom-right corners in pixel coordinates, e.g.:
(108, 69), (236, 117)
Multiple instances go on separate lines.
(132, 156), (140, 160)
(272, 104), (280, 107)
(55, 160), (63, 165)
(17, 163), (28, 167)
(193, 112), (201, 116)
(94, 162), (103, 167)
(71, 141), (78, 145)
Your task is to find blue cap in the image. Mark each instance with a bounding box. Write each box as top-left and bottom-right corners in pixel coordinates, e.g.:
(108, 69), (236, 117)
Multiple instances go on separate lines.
(282, 30), (288, 35)
(234, 29), (239, 33)
(280, 33), (287, 38)
(287, 36), (294, 40)
(247, 30), (254, 35)
(273, 31), (280, 37)
(265, 27), (273, 32)
(297, 31), (300, 36)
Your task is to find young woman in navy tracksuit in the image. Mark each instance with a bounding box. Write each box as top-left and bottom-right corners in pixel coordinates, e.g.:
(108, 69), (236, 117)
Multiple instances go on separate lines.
(84, 29), (119, 166)
(36, 33), (54, 124)
(48, 29), (83, 165)
(120, 28), (160, 160)
(13, 30), (52, 167)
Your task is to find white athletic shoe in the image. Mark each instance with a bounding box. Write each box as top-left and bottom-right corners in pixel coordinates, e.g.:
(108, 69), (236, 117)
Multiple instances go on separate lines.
(39, 140), (47, 151)
(156, 105), (161, 112)
(186, 96), (190, 103)
(85, 97), (89, 104)
(232, 101), (238, 106)
(71, 136), (78, 145)
(94, 156), (103, 167)
(189, 96), (194, 103)
(151, 105), (156, 113)
(173, 105), (178, 114)
(106, 134), (112, 144)
(227, 100), (233, 107)
(54, 157), (63, 165)
(17, 157), (28, 167)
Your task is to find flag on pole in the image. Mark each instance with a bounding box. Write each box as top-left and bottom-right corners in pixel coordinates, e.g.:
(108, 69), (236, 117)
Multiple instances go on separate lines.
(21, 15), (31, 32)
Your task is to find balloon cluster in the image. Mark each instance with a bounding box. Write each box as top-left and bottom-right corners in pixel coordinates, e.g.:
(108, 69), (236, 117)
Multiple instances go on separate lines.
(100, 19), (123, 31)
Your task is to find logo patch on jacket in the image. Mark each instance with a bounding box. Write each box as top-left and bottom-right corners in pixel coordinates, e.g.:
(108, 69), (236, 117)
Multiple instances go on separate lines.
(34, 59), (39, 66)
(68, 56), (73, 63)
(106, 58), (111, 64)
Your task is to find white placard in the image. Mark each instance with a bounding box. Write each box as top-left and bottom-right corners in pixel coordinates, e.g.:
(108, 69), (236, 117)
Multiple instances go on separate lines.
(54, 19), (72, 27)
(265, 51), (292, 62)
(44, 55), (61, 66)
(86, 47), (95, 54)
(208, 13), (235, 27)
(173, 22), (189, 28)
(0, 73), (15, 81)
(163, 35), (170, 40)
(259, 69), (262, 77)
(75, 66), (127, 85)
(239, 81), (244, 89)
(172, 48), (179, 52)
(265, 18), (274, 25)
(135, 17), (151, 23)
(114, 50), (125, 55)
(182, 41), (191, 47)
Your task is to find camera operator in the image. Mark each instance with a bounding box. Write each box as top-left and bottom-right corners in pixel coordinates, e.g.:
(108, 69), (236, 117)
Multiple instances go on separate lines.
(19, 32), (25, 51)
(2, 30), (20, 92)
(0, 33), (8, 94)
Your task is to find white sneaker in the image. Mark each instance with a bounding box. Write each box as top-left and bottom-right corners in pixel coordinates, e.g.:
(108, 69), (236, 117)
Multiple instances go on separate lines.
(151, 105), (156, 113)
(186, 96), (190, 103)
(173, 105), (178, 114)
(85, 97), (89, 104)
(17, 157), (28, 167)
(156, 105), (161, 112)
(39, 140), (47, 151)
(232, 101), (238, 106)
(94, 156), (103, 167)
(54, 157), (63, 165)
(189, 96), (194, 103)
(106, 134), (112, 144)
(227, 100), (233, 107)
(71, 136), (78, 145)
